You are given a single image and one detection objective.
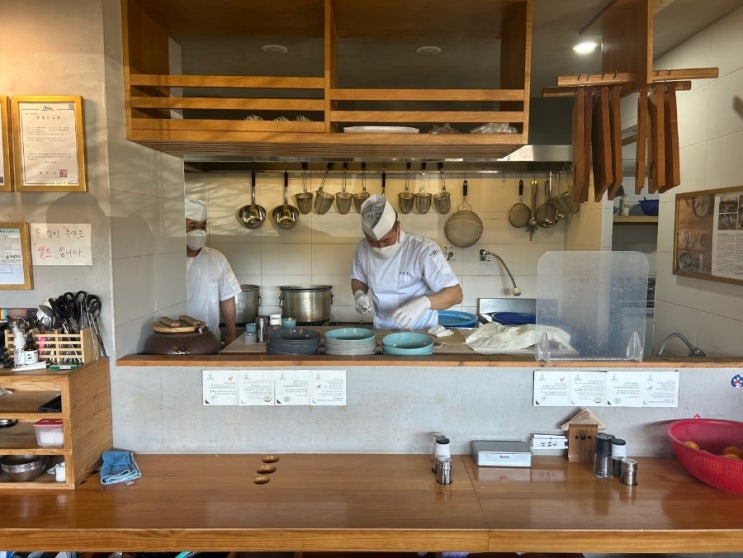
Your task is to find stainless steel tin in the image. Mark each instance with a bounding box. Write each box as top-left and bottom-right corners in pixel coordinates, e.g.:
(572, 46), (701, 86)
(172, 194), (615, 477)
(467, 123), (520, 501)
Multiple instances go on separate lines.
(278, 285), (333, 325)
(436, 457), (452, 485)
(620, 457), (638, 486)
(255, 315), (269, 343)
(234, 284), (261, 325)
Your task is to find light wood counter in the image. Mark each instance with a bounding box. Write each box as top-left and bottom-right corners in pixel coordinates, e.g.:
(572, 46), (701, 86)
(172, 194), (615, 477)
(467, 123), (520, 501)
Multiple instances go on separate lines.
(1, 454), (742, 553)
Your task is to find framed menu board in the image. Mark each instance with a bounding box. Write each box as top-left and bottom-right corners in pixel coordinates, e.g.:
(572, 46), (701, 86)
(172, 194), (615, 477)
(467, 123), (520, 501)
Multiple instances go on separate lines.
(0, 222), (33, 289)
(0, 96), (11, 192)
(674, 186), (743, 285)
(11, 95), (87, 192)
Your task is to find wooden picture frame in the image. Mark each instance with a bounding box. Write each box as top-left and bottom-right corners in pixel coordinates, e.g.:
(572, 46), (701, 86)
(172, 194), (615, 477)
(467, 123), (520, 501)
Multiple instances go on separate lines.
(673, 186), (743, 286)
(0, 96), (11, 192)
(0, 222), (34, 290)
(11, 95), (87, 192)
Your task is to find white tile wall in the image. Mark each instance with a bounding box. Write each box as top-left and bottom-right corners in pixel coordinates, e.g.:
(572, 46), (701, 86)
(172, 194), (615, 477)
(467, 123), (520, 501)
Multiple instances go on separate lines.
(188, 171), (570, 321)
(652, 6), (743, 357)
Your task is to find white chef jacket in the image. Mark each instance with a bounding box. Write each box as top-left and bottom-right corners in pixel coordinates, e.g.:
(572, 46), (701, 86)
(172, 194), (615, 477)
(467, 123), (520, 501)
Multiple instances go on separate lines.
(350, 230), (460, 329)
(186, 246), (242, 336)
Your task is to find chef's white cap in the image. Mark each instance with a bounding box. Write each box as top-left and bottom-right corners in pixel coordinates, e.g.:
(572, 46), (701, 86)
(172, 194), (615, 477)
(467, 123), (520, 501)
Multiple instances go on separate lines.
(360, 194), (397, 240)
(185, 198), (207, 222)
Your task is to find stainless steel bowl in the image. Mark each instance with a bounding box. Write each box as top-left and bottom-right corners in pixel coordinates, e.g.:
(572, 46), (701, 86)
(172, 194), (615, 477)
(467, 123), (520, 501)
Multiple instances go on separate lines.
(0, 418), (18, 428)
(1, 454), (49, 482)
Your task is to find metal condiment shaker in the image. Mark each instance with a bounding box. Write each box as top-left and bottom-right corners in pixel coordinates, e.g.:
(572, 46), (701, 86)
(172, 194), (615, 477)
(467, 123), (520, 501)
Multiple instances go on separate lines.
(433, 436), (451, 474)
(620, 457), (638, 486)
(436, 457), (452, 485)
(255, 315), (269, 343)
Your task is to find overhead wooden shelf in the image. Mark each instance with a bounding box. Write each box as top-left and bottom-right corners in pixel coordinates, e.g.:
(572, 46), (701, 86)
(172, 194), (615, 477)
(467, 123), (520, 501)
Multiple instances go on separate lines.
(121, 0), (533, 160)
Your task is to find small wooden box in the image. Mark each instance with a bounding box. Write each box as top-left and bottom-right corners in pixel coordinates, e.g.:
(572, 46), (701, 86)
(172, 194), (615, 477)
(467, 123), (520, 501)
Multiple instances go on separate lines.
(567, 423), (598, 463)
(4, 327), (96, 365)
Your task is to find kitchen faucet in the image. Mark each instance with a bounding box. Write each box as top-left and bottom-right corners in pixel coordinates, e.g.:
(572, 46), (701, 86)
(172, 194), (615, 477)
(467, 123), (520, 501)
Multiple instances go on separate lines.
(657, 332), (706, 357)
(479, 249), (521, 296)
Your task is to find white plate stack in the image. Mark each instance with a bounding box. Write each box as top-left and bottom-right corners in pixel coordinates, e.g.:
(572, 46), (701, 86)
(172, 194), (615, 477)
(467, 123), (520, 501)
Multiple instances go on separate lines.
(324, 328), (377, 356)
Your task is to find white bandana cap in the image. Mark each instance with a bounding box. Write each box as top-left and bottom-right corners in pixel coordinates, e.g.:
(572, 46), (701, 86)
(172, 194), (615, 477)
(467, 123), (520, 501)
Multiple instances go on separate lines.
(185, 198), (207, 222)
(360, 194), (397, 240)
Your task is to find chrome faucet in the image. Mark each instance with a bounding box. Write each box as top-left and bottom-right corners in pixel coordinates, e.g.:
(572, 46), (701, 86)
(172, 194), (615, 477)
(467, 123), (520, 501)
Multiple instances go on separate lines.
(657, 332), (706, 357)
(479, 249), (521, 296)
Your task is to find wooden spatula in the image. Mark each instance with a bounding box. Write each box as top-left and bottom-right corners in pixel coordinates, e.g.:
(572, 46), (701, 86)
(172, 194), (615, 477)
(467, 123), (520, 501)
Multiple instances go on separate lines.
(607, 84), (624, 200)
(635, 86), (648, 194)
(660, 82), (680, 192)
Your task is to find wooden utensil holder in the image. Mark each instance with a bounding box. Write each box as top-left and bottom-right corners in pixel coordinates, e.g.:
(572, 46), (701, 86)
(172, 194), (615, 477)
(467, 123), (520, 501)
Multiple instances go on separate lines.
(4, 327), (96, 365)
(567, 423), (598, 463)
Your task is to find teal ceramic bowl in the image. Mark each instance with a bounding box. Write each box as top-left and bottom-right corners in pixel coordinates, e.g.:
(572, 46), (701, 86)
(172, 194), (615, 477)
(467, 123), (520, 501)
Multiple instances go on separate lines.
(382, 332), (434, 355)
(325, 327), (376, 343)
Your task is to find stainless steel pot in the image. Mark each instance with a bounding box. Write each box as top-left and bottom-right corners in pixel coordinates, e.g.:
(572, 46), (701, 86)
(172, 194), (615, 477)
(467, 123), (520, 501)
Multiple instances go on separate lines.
(279, 285), (333, 325)
(234, 284), (261, 325)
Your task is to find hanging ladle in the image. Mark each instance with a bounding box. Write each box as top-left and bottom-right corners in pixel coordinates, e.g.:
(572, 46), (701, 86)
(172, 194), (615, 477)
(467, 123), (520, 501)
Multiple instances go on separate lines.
(353, 162), (370, 212)
(237, 170), (266, 229)
(271, 171), (300, 229)
(295, 162), (313, 214)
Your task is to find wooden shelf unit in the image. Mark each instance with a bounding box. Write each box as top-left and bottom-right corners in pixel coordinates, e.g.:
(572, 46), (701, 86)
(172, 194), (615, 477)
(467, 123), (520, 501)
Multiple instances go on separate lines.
(0, 359), (112, 489)
(121, 0), (532, 160)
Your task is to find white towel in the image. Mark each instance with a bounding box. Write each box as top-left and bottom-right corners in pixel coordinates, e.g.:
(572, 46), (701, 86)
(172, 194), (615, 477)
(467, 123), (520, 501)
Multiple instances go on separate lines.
(465, 323), (573, 355)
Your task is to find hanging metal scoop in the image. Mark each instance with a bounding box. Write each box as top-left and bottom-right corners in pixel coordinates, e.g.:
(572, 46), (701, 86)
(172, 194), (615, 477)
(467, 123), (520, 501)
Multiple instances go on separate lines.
(295, 162), (313, 214)
(415, 162), (432, 214)
(314, 162), (334, 215)
(335, 162), (353, 215)
(353, 162), (370, 212)
(433, 162), (451, 214)
(398, 162), (414, 214)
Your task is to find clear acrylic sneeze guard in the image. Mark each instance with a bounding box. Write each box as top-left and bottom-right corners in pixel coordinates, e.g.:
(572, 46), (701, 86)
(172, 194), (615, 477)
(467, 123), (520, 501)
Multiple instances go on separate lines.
(535, 251), (648, 362)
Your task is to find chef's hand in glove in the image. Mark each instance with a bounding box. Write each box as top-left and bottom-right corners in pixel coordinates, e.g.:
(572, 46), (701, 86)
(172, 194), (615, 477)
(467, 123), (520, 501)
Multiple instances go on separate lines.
(354, 290), (372, 314)
(392, 296), (431, 329)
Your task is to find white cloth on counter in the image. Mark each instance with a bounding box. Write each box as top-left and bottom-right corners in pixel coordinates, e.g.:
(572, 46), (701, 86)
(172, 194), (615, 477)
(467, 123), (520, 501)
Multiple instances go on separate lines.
(464, 323), (574, 355)
(427, 324), (454, 338)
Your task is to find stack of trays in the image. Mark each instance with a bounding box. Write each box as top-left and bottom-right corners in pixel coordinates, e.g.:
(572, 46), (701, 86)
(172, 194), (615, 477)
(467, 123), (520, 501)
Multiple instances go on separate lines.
(381, 332), (434, 355)
(324, 327), (377, 356)
(266, 327), (321, 355)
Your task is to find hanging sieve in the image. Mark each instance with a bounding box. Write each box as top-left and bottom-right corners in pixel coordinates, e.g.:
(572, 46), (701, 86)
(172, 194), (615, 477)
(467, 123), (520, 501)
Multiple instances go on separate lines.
(444, 180), (483, 248)
(507, 178), (531, 228)
(398, 162), (415, 214)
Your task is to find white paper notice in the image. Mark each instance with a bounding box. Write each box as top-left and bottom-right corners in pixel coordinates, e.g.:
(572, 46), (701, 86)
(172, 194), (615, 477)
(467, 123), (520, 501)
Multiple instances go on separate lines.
(533, 370), (570, 406)
(534, 369), (680, 408)
(606, 370), (644, 406)
(203, 370), (239, 405)
(311, 370), (347, 405)
(30, 223), (92, 265)
(570, 370), (607, 406)
(239, 370), (274, 406)
(275, 369), (311, 405)
(642, 370), (680, 407)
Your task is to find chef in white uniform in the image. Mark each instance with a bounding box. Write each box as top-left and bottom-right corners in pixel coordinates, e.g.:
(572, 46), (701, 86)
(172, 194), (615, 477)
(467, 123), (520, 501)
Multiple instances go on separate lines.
(185, 198), (242, 346)
(351, 194), (463, 329)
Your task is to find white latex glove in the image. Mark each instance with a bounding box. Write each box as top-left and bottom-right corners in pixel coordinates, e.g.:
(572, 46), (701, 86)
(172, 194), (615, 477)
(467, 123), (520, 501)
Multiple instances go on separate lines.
(354, 290), (372, 314)
(392, 296), (431, 329)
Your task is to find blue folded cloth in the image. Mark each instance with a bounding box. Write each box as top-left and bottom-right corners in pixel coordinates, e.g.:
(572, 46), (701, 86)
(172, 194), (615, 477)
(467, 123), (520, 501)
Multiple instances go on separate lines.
(100, 449), (141, 485)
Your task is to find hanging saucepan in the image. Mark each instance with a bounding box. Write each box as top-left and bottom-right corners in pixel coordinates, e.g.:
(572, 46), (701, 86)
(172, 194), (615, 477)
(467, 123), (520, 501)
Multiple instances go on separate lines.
(433, 162), (451, 214)
(353, 162), (370, 212)
(398, 162), (415, 214)
(444, 180), (483, 248)
(237, 171), (266, 229)
(271, 171), (300, 229)
(295, 162), (313, 215)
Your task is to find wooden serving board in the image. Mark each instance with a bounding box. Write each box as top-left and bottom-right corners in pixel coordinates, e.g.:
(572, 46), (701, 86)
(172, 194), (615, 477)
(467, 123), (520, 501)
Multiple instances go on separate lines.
(660, 82), (680, 192)
(635, 86), (648, 194)
(153, 323), (197, 333)
(592, 85), (613, 201)
(607, 84), (623, 200)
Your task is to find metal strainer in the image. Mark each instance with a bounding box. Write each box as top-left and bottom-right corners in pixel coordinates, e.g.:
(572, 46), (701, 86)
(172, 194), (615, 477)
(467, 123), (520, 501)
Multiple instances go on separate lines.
(444, 180), (483, 248)
(353, 162), (370, 212)
(295, 162), (313, 214)
(433, 162), (451, 214)
(398, 162), (414, 214)
(314, 162), (334, 215)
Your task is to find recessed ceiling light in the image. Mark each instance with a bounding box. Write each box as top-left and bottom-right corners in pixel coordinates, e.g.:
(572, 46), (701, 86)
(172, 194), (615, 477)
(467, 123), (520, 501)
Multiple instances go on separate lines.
(572, 40), (599, 55)
(416, 45), (442, 56)
(262, 44), (289, 55)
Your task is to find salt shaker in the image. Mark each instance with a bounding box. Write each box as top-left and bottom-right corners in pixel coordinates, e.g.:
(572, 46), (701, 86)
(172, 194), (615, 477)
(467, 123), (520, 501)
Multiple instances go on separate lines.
(611, 438), (627, 476)
(593, 433), (614, 479)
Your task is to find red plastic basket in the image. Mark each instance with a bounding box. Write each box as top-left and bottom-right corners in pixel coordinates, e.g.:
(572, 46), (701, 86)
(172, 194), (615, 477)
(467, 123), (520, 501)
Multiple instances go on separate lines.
(667, 418), (743, 494)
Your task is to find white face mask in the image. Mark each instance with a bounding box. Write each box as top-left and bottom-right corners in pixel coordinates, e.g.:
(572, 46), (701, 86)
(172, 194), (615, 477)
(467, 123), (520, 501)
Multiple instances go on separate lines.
(186, 229), (207, 251)
(371, 240), (401, 259)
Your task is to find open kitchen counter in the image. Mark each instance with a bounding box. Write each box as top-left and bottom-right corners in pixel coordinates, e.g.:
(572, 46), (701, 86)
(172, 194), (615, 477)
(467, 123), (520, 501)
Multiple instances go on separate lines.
(1, 453), (743, 553)
(120, 325), (743, 368)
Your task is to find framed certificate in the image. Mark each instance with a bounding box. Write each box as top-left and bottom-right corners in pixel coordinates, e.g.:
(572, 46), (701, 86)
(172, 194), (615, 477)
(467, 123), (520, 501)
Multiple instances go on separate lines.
(11, 95), (87, 192)
(674, 186), (743, 286)
(0, 96), (11, 192)
(0, 222), (34, 289)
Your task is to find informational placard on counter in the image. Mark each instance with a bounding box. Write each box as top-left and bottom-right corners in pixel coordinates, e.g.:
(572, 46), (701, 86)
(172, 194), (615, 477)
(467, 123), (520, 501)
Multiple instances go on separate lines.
(203, 369), (346, 406)
(533, 369), (680, 407)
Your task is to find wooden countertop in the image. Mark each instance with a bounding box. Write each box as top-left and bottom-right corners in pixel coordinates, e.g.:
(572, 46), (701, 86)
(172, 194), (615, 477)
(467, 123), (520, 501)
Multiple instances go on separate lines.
(1, 454), (743, 553)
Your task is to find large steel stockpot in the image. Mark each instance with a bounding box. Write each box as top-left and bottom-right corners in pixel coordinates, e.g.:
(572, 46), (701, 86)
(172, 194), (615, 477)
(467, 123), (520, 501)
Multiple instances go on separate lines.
(278, 285), (333, 325)
(234, 284), (261, 325)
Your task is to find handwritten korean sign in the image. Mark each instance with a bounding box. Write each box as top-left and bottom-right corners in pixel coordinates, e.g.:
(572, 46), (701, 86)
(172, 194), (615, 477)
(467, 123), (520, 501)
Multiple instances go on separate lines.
(30, 223), (92, 265)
